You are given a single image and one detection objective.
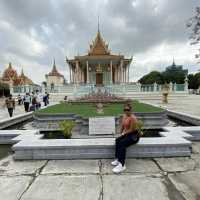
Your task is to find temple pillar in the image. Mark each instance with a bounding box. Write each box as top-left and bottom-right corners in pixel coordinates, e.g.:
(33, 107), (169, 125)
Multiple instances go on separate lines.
(110, 60), (113, 84)
(125, 66), (127, 83)
(118, 65), (120, 83)
(86, 60), (89, 84)
(81, 68), (84, 84)
(120, 60), (124, 83)
(75, 60), (79, 84)
(69, 65), (72, 83)
(114, 66), (117, 84)
(73, 68), (76, 84)
(128, 65), (130, 83)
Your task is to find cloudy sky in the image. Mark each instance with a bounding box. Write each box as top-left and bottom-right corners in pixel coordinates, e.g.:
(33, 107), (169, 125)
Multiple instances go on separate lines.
(0, 0), (200, 84)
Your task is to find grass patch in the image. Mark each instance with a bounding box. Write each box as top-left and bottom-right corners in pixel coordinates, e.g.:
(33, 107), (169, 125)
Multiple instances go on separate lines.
(37, 100), (164, 117)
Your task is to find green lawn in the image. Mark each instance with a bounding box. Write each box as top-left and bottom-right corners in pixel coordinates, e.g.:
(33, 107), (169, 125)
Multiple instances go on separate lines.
(37, 101), (164, 117)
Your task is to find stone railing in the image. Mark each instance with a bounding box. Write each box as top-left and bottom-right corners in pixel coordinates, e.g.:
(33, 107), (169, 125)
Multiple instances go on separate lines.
(11, 82), (188, 96)
(141, 82), (188, 93)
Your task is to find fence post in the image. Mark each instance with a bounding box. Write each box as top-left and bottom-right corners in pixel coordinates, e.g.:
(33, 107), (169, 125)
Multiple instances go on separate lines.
(174, 83), (177, 92)
(153, 82), (157, 92)
(184, 77), (189, 93)
(169, 82), (173, 92)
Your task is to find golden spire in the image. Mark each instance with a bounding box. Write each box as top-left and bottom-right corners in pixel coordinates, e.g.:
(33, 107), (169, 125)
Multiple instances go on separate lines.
(88, 19), (110, 56)
(8, 62), (12, 69)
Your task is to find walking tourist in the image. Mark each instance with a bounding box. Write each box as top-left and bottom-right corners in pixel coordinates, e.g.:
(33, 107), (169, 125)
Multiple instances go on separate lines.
(17, 94), (22, 105)
(35, 90), (42, 109)
(30, 96), (37, 111)
(111, 104), (140, 173)
(23, 93), (31, 112)
(5, 94), (15, 117)
(43, 92), (49, 106)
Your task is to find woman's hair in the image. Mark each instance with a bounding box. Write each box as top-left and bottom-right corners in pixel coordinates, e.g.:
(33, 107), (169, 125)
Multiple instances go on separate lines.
(124, 103), (132, 111)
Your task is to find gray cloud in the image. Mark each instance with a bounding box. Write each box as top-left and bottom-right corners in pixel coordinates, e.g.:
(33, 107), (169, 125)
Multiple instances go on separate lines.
(0, 0), (199, 83)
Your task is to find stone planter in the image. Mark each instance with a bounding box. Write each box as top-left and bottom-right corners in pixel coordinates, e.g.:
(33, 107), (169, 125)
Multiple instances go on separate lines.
(33, 111), (168, 130)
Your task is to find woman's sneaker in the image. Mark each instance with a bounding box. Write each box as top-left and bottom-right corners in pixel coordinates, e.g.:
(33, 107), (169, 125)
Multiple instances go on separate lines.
(112, 163), (126, 174)
(111, 159), (119, 166)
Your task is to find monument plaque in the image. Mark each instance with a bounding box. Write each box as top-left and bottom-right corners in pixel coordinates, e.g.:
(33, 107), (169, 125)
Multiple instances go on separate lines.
(89, 117), (115, 135)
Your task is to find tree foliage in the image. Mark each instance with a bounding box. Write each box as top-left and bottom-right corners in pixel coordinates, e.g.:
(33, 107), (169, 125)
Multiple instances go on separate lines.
(187, 7), (200, 61)
(139, 66), (187, 84)
(162, 66), (187, 84)
(139, 71), (163, 84)
(0, 82), (10, 97)
(188, 72), (200, 89)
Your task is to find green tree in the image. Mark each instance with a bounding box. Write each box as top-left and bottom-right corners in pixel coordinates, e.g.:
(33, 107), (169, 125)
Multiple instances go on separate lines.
(139, 64), (187, 84)
(162, 65), (187, 84)
(0, 82), (10, 97)
(187, 73), (200, 89)
(139, 71), (164, 84)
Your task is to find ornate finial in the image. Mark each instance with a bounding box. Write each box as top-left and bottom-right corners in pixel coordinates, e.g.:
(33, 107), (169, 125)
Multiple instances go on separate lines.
(53, 58), (56, 67)
(21, 68), (24, 76)
(172, 57), (176, 66)
(98, 15), (100, 32)
(8, 62), (12, 68)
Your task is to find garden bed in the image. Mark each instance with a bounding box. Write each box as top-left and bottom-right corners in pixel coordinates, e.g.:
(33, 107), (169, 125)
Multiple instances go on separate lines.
(36, 100), (164, 117)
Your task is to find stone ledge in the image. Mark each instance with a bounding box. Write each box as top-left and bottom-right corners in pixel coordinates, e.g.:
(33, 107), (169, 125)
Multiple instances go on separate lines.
(167, 110), (200, 126)
(12, 135), (192, 160)
(0, 112), (33, 129)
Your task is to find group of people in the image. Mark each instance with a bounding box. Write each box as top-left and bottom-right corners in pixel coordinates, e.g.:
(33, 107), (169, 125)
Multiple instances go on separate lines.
(4, 93), (140, 173)
(5, 91), (50, 117)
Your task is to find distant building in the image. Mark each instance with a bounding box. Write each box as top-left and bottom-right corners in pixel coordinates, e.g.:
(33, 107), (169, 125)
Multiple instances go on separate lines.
(45, 60), (65, 89)
(66, 29), (132, 85)
(0, 63), (39, 93)
(166, 59), (188, 76)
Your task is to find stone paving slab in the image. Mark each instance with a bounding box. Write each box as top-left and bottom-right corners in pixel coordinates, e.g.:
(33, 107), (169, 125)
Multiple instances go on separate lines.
(169, 169), (200, 200)
(21, 175), (101, 200)
(155, 157), (196, 172)
(41, 160), (100, 174)
(191, 154), (200, 169)
(0, 175), (32, 200)
(0, 156), (46, 176)
(191, 142), (200, 154)
(103, 175), (169, 200)
(101, 158), (161, 174)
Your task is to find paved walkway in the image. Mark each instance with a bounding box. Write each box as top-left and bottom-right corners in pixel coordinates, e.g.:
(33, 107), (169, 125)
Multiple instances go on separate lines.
(0, 98), (57, 120)
(0, 142), (200, 200)
(0, 98), (23, 120)
(1, 95), (200, 199)
(143, 94), (200, 117)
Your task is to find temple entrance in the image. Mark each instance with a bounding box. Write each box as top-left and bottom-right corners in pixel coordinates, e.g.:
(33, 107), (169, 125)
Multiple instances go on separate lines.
(96, 73), (103, 85)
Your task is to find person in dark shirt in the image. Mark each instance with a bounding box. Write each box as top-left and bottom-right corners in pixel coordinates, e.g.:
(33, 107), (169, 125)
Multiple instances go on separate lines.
(5, 94), (15, 117)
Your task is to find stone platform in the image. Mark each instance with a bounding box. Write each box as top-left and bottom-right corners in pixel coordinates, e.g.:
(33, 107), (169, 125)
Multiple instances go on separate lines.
(0, 127), (198, 160)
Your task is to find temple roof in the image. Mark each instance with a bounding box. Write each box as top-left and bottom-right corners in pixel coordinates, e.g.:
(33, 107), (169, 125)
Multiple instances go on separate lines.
(1, 63), (34, 86)
(15, 69), (34, 85)
(2, 62), (18, 81)
(88, 30), (110, 56)
(47, 60), (64, 77)
(66, 29), (133, 66)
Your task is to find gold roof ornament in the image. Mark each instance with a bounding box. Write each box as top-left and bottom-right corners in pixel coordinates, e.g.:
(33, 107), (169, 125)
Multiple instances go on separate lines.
(88, 30), (110, 56)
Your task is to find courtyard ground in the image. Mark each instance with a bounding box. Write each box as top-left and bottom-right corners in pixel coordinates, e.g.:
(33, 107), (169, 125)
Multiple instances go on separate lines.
(142, 94), (200, 118)
(0, 142), (200, 200)
(0, 94), (200, 199)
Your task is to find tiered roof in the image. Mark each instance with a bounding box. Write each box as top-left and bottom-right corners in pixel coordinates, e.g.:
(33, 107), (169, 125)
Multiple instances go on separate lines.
(88, 30), (110, 56)
(2, 63), (18, 81)
(47, 60), (64, 77)
(1, 63), (34, 86)
(67, 29), (132, 66)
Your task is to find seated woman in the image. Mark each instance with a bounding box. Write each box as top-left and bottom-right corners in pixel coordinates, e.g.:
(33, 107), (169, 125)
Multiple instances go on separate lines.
(111, 104), (140, 173)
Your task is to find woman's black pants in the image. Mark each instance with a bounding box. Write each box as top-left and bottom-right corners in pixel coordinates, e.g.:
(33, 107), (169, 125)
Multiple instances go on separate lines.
(24, 102), (30, 112)
(7, 108), (13, 117)
(115, 132), (139, 166)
